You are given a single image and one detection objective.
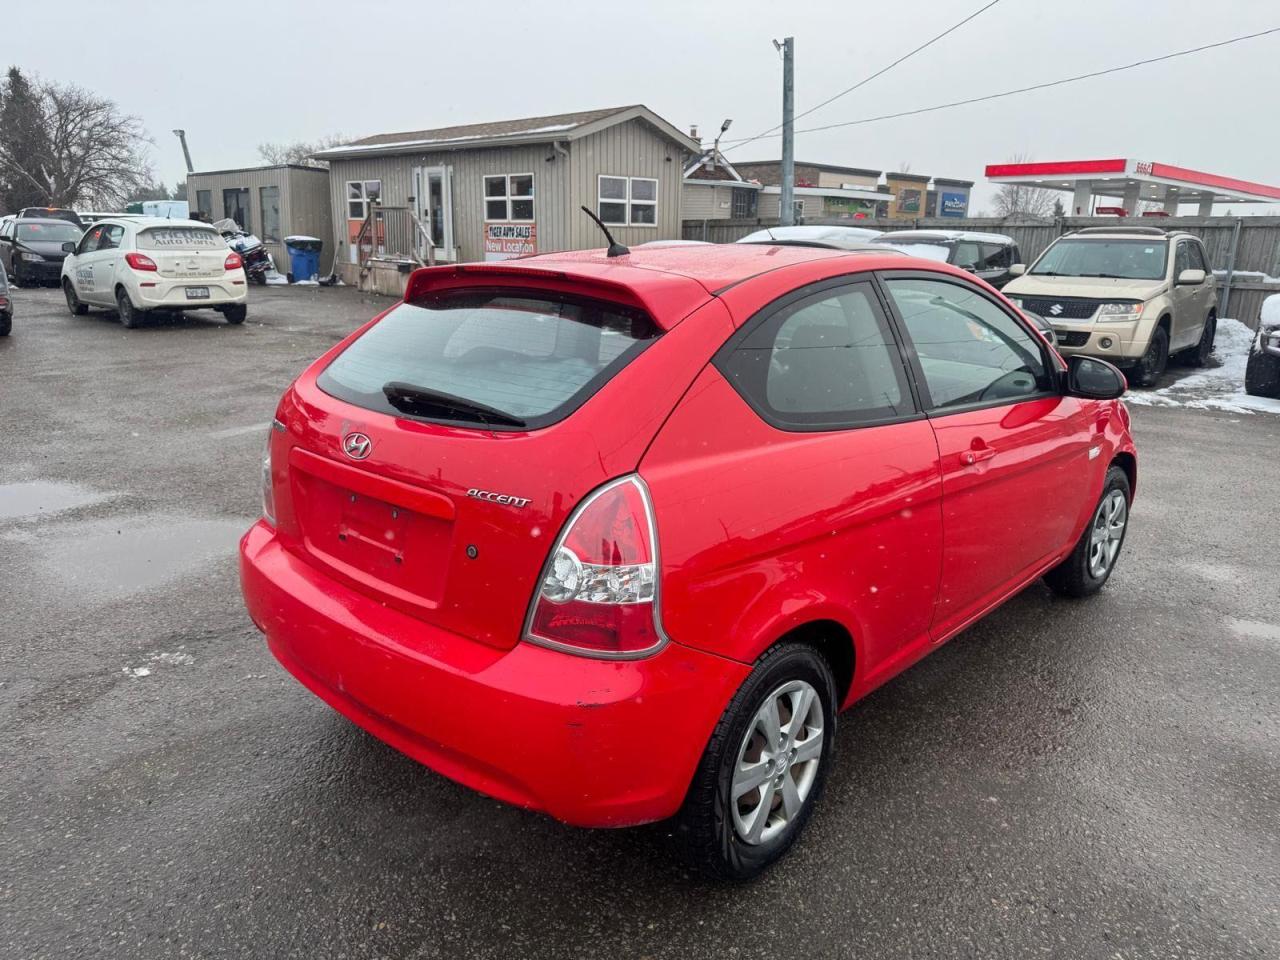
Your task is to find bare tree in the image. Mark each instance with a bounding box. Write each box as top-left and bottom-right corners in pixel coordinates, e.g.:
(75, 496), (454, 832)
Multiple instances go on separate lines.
(257, 134), (350, 168)
(992, 153), (1057, 219)
(0, 73), (153, 209)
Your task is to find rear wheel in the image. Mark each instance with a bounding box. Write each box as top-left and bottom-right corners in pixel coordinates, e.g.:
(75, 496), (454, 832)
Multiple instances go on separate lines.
(222, 303), (247, 325)
(674, 643), (835, 882)
(0, 312), (10, 336)
(1184, 312), (1216, 367)
(115, 287), (141, 329)
(1131, 325), (1169, 388)
(1045, 465), (1131, 598)
(64, 279), (88, 316)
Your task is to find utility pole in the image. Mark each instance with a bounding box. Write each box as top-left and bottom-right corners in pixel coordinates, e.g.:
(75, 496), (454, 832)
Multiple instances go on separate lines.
(777, 37), (796, 226)
(172, 129), (194, 174)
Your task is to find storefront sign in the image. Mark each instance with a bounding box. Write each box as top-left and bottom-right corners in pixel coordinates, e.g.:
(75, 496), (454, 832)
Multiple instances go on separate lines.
(897, 188), (922, 214)
(940, 191), (968, 218)
(484, 222), (537, 261)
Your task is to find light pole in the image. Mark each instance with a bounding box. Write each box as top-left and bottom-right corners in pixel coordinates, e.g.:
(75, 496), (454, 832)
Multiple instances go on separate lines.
(774, 38), (795, 226)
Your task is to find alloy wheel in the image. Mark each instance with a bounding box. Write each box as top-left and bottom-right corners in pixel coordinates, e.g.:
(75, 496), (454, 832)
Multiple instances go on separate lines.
(1088, 489), (1128, 579)
(730, 679), (824, 846)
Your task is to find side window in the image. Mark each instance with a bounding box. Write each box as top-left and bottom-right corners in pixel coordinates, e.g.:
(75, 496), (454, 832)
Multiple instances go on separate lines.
(884, 276), (1052, 410)
(0, 220), (10, 240)
(951, 241), (982, 269)
(78, 225), (105, 255)
(979, 243), (1012, 270)
(97, 225), (124, 251)
(1187, 242), (1209, 272)
(1174, 242), (1190, 276)
(718, 282), (914, 429)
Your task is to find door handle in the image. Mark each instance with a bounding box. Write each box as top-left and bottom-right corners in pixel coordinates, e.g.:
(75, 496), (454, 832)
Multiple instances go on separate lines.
(960, 445), (996, 466)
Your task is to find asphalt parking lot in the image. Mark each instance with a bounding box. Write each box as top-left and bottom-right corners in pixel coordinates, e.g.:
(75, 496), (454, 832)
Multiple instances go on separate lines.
(2, 284), (1278, 960)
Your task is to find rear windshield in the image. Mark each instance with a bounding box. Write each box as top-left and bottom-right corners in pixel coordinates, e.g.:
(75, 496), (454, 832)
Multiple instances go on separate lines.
(137, 227), (223, 250)
(317, 289), (660, 430)
(1031, 238), (1168, 280)
(16, 221), (83, 243)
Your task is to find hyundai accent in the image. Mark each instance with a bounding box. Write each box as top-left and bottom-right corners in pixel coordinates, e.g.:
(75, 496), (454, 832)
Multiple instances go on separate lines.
(240, 240), (1136, 880)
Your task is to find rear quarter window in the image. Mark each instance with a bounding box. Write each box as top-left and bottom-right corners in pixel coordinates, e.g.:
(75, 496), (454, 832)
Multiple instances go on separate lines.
(317, 289), (659, 429)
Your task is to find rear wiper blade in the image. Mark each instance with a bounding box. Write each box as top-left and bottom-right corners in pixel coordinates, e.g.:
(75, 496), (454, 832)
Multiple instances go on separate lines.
(382, 382), (526, 427)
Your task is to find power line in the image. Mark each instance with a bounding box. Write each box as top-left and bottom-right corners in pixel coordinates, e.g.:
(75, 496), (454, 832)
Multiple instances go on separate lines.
(722, 26), (1280, 147)
(725, 0), (1003, 155)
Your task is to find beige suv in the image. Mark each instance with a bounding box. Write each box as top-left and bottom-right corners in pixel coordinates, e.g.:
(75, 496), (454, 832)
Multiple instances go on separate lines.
(1002, 227), (1217, 387)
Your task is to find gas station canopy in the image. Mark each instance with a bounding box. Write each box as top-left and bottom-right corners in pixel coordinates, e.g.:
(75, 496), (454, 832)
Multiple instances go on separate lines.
(984, 158), (1280, 216)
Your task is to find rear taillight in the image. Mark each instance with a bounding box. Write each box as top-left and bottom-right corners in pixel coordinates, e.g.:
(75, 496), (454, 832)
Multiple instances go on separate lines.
(124, 252), (157, 272)
(262, 421), (280, 525)
(525, 475), (664, 658)
(225, 252), (243, 271)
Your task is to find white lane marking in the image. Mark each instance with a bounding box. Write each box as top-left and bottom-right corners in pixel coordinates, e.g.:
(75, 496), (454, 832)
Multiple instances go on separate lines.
(208, 422), (270, 439)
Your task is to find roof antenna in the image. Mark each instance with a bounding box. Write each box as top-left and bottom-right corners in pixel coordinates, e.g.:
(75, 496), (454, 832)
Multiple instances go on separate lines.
(580, 205), (629, 257)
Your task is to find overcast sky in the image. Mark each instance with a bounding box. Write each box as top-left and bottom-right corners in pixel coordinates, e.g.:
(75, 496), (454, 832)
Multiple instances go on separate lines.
(10, 0), (1280, 213)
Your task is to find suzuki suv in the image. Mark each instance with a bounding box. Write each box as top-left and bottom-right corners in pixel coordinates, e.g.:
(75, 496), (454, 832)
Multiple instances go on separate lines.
(1002, 226), (1217, 387)
(240, 243), (1137, 880)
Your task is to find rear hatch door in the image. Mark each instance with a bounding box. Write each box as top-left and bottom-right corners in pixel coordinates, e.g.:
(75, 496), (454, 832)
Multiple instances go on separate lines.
(271, 269), (728, 650)
(136, 225), (227, 279)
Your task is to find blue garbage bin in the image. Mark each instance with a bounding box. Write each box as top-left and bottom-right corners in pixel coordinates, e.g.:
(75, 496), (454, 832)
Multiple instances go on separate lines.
(284, 236), (323, 283)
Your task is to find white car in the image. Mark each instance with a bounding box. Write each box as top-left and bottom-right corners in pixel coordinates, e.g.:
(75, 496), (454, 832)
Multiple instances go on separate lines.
(60, 217), (247, 328)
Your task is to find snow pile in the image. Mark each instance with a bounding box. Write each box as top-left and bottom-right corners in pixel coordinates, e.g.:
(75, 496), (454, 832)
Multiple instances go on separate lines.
(1125, 317), (1280, 415)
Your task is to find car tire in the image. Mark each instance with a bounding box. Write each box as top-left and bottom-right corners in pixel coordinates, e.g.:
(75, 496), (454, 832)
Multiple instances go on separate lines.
(1131, 325), (1169, 388)
(0, 312), (10, 337)
(1045, 465), (1131, 599)
(1244, 342), (1280, 399)
(10, 262), (23, 288)
(222, 304), (247, 325)
(64, 279), (88, 316)
(673, 642), (836, 882)
(1183, 312), (1216, 368)
(116, 287), (141, 329)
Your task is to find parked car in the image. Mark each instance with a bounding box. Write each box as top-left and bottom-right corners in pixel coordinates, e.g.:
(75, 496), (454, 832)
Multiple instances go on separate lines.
(239, 244), (1136, 881)
(736, 224), (881, 250)
(870, 230), (1022, 288)
(1002, 227), (1217, 387)
(0, 217), (84, 286)
(17, 206), (83, 228)
(0, 260), (11, 336)
(1244, 293), (1280, 399)
(60, 217), (248, 327)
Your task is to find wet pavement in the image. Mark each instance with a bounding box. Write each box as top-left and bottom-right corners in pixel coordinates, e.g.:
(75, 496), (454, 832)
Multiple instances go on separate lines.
(2, 286), (1278, 959)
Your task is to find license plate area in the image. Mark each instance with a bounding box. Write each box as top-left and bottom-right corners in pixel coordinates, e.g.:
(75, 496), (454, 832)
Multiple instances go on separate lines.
(185, 286), (210, 300)
(339, 492), (411, 564)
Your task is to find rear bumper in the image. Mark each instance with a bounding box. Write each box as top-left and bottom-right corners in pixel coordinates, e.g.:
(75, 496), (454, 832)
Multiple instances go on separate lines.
(239, 521), (748, 827)
(136, 278), (247, 308)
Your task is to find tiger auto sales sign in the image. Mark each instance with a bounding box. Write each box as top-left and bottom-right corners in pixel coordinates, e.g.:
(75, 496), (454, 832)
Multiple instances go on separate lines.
(484, 222), (537, 261)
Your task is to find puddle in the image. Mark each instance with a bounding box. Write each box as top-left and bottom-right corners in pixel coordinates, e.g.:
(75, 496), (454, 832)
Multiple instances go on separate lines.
(0, 481), (107, 522)
(15, 516), (248, 600)
(1225, 617), (1280, 642)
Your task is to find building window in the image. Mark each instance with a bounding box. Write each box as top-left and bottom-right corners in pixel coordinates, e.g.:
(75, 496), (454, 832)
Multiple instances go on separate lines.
(259, 185), (281, 242)
(347, 180), (381, 220)
(598, 176), (658, 226)
(731, 187), (757, 219)
(195, 190), (212, 217)
(483, 174), (534, 222)
(222, 188), (250, 233)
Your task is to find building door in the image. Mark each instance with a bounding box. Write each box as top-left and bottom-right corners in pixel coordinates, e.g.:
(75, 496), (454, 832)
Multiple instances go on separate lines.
(412, 166), (455, 262)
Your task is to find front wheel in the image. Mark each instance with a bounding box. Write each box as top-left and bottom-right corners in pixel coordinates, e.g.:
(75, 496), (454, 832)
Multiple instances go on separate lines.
(1045, 465), (1131, 598)
(1245, 344), (1280, 399)
(64, 279), (88, 316)
(674, 643), (835, 882)
(1130, 325), (1169, 388)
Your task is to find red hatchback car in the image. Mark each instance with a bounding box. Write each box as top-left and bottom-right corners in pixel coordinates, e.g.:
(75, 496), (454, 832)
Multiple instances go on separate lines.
(240, 242), (1136, 880)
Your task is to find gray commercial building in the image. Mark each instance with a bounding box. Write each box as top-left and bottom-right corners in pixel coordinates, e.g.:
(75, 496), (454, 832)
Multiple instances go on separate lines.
(312, 105), (700, 282)
(186, 164), (334, 275)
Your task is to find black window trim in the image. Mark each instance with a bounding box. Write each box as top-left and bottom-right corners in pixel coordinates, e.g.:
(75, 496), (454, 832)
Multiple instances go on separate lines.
(712, 274), (925, 433)
(873, 269), (1065, 419)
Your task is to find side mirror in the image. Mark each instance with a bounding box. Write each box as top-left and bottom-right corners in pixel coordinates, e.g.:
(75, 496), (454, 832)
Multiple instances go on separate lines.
(1066, 355), (1126, 400)
(1008, 263), (1026, 277)
(1176, 268), (1205, 285)
(62, 241), (76, 253)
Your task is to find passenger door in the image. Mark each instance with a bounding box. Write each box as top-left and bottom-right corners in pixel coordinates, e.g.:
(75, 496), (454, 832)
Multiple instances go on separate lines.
(0, 219), (12, 273)
(644, 277), (945, 687)
(1170, 241), (1200, 350)
(70, 224), (108, 303)
(880, 273), (1092, 640)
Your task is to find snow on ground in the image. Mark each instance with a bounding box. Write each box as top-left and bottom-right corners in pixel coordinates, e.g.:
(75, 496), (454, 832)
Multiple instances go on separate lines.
(1125, 317), (1280, 415)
